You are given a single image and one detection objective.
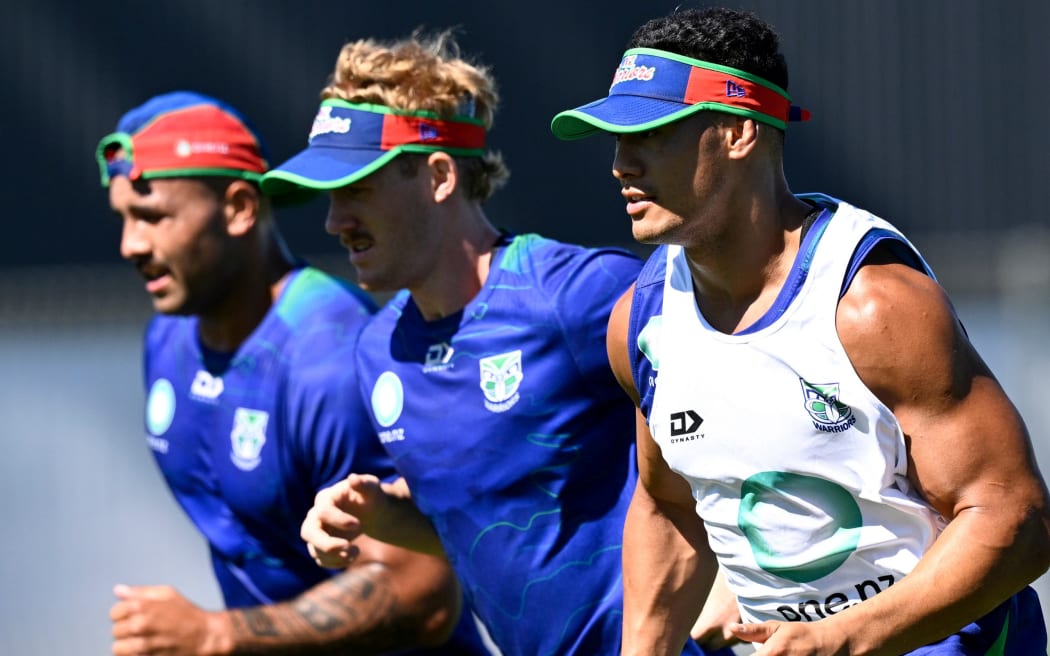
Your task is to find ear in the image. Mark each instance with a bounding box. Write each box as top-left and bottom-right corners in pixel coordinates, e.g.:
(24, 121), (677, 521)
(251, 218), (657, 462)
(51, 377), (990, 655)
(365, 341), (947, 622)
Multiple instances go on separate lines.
(223, 180), (261, 237)
(426, 151), (458, 203)
(725, 117), (760, 161)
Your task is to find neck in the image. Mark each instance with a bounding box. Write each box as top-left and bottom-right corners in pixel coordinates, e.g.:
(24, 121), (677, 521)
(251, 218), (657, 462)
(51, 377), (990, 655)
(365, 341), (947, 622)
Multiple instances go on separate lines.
(685, 183), (813, 334)
(410, 205), (502, 322)
(197, 231), (296, 352)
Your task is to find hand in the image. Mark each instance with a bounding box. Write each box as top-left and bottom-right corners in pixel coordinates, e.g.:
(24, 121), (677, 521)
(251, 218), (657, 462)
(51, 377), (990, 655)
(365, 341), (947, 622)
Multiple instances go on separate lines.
(690, 568), (741, 650)
(110, 584), (231, 655)
(691, 602), (741, 650)
(302, 473), (388, 568)
(730, 620), (850, 656)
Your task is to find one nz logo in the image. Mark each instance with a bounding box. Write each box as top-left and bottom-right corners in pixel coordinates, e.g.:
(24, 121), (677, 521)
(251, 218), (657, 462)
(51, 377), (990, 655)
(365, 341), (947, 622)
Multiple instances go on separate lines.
(800, 379), (856, 433)
(669, 409), (704, 443)
(479, 350), (522, 413)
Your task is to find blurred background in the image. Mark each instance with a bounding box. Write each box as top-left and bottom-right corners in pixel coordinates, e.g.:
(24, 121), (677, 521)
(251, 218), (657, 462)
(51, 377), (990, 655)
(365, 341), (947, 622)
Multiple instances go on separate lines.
(1, 0), (1048, 653)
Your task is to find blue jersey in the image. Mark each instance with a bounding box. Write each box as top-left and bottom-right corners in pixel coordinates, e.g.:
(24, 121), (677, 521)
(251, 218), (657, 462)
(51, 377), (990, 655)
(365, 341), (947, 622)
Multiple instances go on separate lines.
(141, 265), (488, 655)
(355, 234), (710, 656)
(143, 267), (383, 606)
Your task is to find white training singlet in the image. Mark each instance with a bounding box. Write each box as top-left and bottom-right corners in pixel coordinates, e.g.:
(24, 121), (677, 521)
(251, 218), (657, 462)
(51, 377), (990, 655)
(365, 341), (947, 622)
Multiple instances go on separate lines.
(648, 199), (947, 624)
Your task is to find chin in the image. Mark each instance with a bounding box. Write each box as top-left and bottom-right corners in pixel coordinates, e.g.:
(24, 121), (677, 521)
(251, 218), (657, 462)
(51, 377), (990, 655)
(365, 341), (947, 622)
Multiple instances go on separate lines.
(632, 226), (669, 246)
(632, 216), (688, 246)
(152, 295), (192, 316)
(355, 274), (398, 295)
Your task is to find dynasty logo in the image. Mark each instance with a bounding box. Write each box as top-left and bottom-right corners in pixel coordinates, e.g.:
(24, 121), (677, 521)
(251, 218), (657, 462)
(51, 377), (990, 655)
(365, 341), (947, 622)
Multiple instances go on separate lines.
(669, 409), (704, 443)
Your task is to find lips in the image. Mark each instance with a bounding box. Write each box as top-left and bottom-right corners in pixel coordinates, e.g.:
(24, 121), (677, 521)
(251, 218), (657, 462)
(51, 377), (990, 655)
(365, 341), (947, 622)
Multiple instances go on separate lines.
(340, 232), (375, 254)
(138, 264), (171, 294)
(622, 187), (655, 217)
(350, 236), (374, 253)
(144, 275), (170, 294)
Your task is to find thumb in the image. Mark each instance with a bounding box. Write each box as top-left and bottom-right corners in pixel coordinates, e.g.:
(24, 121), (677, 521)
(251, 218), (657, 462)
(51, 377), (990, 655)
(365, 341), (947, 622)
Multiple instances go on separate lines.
(729, 621), (779, 643)
(346, 473), (381, 492)
(115, 584), (176, 601)
(345, 473), (383, 505)
(113, 583), (137, 600)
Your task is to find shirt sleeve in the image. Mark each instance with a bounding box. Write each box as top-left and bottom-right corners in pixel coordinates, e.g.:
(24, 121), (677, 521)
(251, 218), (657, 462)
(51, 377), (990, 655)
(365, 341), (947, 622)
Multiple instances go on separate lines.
(547, 246), (643, 400)
(285, 335), (396, 493)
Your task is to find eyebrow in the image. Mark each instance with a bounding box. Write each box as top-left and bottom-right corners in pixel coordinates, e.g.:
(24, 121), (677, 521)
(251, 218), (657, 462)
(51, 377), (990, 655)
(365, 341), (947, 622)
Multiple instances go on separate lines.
(113, 200), (166, 217)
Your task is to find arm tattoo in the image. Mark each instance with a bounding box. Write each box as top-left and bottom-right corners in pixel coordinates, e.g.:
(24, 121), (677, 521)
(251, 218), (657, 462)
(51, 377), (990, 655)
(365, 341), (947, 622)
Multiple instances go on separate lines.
(293, 599), (341, 633)
(227, 562), (424, 654)
(239, 607), (281, 638)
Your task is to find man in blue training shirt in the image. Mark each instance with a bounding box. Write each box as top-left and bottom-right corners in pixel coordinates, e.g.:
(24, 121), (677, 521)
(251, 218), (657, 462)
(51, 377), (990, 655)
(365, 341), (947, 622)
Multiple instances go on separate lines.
(262, 31), (738, 656)
(97, 91), (489, 655)
(550, 6), (1050, 655)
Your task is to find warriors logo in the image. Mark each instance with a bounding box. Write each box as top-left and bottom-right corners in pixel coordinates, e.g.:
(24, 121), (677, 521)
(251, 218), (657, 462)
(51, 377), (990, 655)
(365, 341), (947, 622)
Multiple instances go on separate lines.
(479, 350), (523, 413)
(800, 379), (856, 433)
(230, 408), (268, 471)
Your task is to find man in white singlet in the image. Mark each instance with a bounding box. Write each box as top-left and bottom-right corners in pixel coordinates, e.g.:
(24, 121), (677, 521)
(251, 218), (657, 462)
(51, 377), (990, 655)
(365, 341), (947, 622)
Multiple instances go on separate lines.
(550, 6), (1050, 655)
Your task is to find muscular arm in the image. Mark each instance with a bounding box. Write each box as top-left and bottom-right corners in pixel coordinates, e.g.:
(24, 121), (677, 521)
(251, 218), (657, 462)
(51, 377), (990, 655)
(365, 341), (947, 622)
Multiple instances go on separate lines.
(222, 535), (460, 654)
(623, 411), (720, 656)
(111, 534), (461, 656)
(608, 287), (723, 655)
(837, 248), (1050, 652)
(736, 245), (1050, 653)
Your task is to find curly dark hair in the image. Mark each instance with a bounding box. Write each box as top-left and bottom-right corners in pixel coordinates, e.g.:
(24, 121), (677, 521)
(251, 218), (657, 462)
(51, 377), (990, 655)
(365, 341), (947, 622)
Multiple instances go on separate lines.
(626, 7), (789, 91)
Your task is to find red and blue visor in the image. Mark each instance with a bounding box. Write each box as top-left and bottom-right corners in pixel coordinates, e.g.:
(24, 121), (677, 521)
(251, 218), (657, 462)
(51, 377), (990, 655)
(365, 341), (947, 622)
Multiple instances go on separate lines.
(260, 100), (487, 198)
(96, 91), (269, 186)
(551, 48), (810, 140)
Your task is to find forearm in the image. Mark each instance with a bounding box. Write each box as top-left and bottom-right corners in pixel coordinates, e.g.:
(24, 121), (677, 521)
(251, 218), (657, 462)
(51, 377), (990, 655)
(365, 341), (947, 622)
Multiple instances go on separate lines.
(690, 567), (741, 648)
(370, 480), (447, 556)
(622, 484), (717, 656)
(822, 505), (1050, 655)
(219, 562), (455, 655)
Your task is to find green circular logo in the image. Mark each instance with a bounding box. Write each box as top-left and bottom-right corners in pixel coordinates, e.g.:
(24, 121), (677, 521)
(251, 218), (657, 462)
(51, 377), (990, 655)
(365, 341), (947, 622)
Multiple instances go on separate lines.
(738, 471), (862, 583)
(146, 378), (176, 436)
(637, 315), (663, 371)
(371, 371), (404, 428)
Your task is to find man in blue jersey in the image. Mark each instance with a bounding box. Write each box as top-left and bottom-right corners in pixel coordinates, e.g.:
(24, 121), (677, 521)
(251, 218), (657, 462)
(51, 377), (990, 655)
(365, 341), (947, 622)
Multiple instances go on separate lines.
(262, 31), (736, 656)
(551, 6), (1050, 655)
(96, 91), (489, 655)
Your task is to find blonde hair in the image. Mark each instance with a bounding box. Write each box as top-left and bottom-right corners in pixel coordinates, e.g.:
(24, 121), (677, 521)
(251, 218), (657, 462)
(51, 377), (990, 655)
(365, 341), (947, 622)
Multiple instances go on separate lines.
(322, 29), (509, 201)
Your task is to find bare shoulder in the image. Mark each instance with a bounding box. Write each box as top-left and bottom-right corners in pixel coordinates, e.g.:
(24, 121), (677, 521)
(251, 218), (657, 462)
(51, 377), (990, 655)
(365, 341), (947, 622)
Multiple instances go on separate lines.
(607, 283), (638, 405)
(836, 244), (1045, 519)
(835, 247), (966, 414)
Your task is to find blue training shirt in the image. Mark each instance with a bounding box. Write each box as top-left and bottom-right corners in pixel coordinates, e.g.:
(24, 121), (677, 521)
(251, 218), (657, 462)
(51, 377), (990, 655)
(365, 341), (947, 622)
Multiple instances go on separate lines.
(354, 234), (713, 656)
(140, 265), (488, 655)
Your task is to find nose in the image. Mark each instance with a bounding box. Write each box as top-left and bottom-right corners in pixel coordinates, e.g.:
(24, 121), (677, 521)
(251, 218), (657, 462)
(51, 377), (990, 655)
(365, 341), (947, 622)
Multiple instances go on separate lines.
(612, 139), (641, 184)
(119, 217), (150, 261)
(324, 198), (356, 236)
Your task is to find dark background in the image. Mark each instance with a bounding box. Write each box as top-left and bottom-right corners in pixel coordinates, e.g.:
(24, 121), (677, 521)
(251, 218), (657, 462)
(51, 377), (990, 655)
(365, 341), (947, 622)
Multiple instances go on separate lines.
(4, 0), (1049, 294)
